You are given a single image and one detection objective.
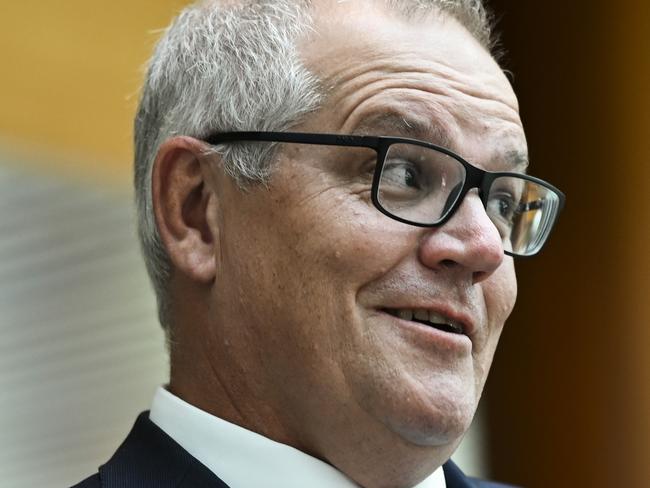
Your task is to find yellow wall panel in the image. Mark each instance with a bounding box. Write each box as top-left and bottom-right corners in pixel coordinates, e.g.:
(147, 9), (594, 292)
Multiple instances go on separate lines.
(0, 1), (191, 177)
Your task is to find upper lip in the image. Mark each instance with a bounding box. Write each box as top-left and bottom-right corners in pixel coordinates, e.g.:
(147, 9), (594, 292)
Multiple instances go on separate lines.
(380, 304), (477, 339)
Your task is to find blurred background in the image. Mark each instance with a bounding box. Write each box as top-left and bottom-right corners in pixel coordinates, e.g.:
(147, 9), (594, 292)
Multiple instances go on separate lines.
(0, 1), (647, 487)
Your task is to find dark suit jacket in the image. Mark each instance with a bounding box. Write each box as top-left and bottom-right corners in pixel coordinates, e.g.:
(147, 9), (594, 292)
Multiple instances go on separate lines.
(72, 412), (516, 488)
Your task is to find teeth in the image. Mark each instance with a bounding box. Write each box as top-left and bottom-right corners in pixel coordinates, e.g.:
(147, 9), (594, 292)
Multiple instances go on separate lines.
(429, 311), (447, 324)
(398, 309), (413, 321)
(414, 309), (428, 321)
(390, 308), (463, 334)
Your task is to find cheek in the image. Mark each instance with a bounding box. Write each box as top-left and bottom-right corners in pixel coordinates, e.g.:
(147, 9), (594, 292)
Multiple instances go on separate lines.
(493, 259), (518, 319)
(269, 199), (412, 357)
(286, 193), (407, 288)
(217, 193), (364, 337)
(481, 259), (517, 349)
(468, 261), (517, 395)
(216, 169), (413, 357)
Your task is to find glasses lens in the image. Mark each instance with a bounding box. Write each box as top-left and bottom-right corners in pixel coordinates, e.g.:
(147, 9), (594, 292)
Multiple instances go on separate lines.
(377, 143), (466, 225)
(486, 176), (561, 256)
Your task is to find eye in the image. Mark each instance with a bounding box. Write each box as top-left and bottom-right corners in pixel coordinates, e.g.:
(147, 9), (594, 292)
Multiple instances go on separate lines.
(488, 192), (517, 221)
(377, 144), (467, 220)
(487, 176), (526, 221)
(381, 160), (422, 190)
(486, 191), (519, 238)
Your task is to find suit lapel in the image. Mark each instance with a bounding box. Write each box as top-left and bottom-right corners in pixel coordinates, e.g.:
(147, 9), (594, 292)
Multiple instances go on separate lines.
(443, 460), (477, 488)
(443, 461), (520, 488)
(99, 411), (229, 488)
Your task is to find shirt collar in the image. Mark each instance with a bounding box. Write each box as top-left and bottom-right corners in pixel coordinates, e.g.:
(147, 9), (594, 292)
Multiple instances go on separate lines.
(149, 386), (446, 488)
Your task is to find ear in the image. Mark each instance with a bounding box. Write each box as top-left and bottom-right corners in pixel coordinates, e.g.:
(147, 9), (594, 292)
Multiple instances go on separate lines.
(152, 136), (218, 284)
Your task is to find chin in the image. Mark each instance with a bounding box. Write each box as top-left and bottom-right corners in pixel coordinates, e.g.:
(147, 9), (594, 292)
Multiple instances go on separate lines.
(388, 402), (475, 448)
(343, 327), (482, 449)
(375, 377), (478, 448)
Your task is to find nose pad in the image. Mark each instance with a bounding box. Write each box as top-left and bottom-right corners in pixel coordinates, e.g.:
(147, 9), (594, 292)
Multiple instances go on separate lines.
(418, 191), (505, 282)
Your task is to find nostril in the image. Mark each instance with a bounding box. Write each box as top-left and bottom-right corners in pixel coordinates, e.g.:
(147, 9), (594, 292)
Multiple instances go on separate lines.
(472, 270), (489, 284)
(439, 259), (457, 269)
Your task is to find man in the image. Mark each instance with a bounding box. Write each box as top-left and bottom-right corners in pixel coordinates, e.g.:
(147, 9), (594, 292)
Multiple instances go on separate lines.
(75, 0), (564, 487)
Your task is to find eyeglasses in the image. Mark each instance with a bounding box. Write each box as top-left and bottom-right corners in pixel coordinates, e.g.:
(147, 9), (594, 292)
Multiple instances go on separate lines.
(204, 131), (565, 257)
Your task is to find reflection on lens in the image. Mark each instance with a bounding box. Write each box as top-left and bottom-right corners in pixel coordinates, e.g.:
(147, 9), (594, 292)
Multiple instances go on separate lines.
(488, 176), (560, 256)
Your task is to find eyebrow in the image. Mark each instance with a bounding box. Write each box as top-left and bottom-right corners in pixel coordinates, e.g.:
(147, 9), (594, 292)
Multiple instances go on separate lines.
(352, 113), (529, 172)
(503, 149), (530, 172)
(352, 113), (453, 148)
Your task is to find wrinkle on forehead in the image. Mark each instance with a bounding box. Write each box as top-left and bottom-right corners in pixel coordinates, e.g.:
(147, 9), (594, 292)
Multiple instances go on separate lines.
(299, 7), (527, 170)
(321, 45), (517, 104)
(301, 2), (518, 111)
(328, 67), (526, 168)
(312, 44), (520, 123)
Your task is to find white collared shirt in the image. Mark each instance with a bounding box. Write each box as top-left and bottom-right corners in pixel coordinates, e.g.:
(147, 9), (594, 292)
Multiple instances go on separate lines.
(149, 387), (446, 488)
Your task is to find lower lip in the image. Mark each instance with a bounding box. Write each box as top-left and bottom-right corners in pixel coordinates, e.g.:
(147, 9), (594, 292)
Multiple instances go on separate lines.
(380, 311), (472, 352)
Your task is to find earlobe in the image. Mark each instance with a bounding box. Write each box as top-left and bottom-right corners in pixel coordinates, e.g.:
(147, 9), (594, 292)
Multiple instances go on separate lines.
(152, 136), (218, 284)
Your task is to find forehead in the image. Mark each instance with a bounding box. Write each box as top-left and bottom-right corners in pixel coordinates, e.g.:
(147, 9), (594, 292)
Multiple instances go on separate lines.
(300, 1), (527, 167)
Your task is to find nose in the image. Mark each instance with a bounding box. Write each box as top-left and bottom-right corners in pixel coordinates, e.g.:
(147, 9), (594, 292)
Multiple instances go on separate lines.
(418, 191), (505, 284)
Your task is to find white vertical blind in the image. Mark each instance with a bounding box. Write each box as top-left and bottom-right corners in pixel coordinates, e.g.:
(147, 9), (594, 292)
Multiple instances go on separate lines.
(0, 160), (167, 487)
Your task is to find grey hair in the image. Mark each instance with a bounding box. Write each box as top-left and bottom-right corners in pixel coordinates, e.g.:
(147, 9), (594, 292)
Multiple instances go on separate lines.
(134, 0), (498, 331)
(387, 0), (498, 53)
(134, 0), (322, 329)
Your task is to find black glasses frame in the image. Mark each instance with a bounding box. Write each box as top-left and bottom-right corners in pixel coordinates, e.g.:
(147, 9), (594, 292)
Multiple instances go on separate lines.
(204, 131), (566, 257)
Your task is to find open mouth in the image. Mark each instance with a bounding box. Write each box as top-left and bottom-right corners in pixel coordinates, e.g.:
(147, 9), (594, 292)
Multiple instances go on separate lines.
(383, 308), (464, 335)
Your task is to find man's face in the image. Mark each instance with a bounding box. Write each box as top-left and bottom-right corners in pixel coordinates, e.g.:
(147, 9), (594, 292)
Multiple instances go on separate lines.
(206, 2), (523, 469)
